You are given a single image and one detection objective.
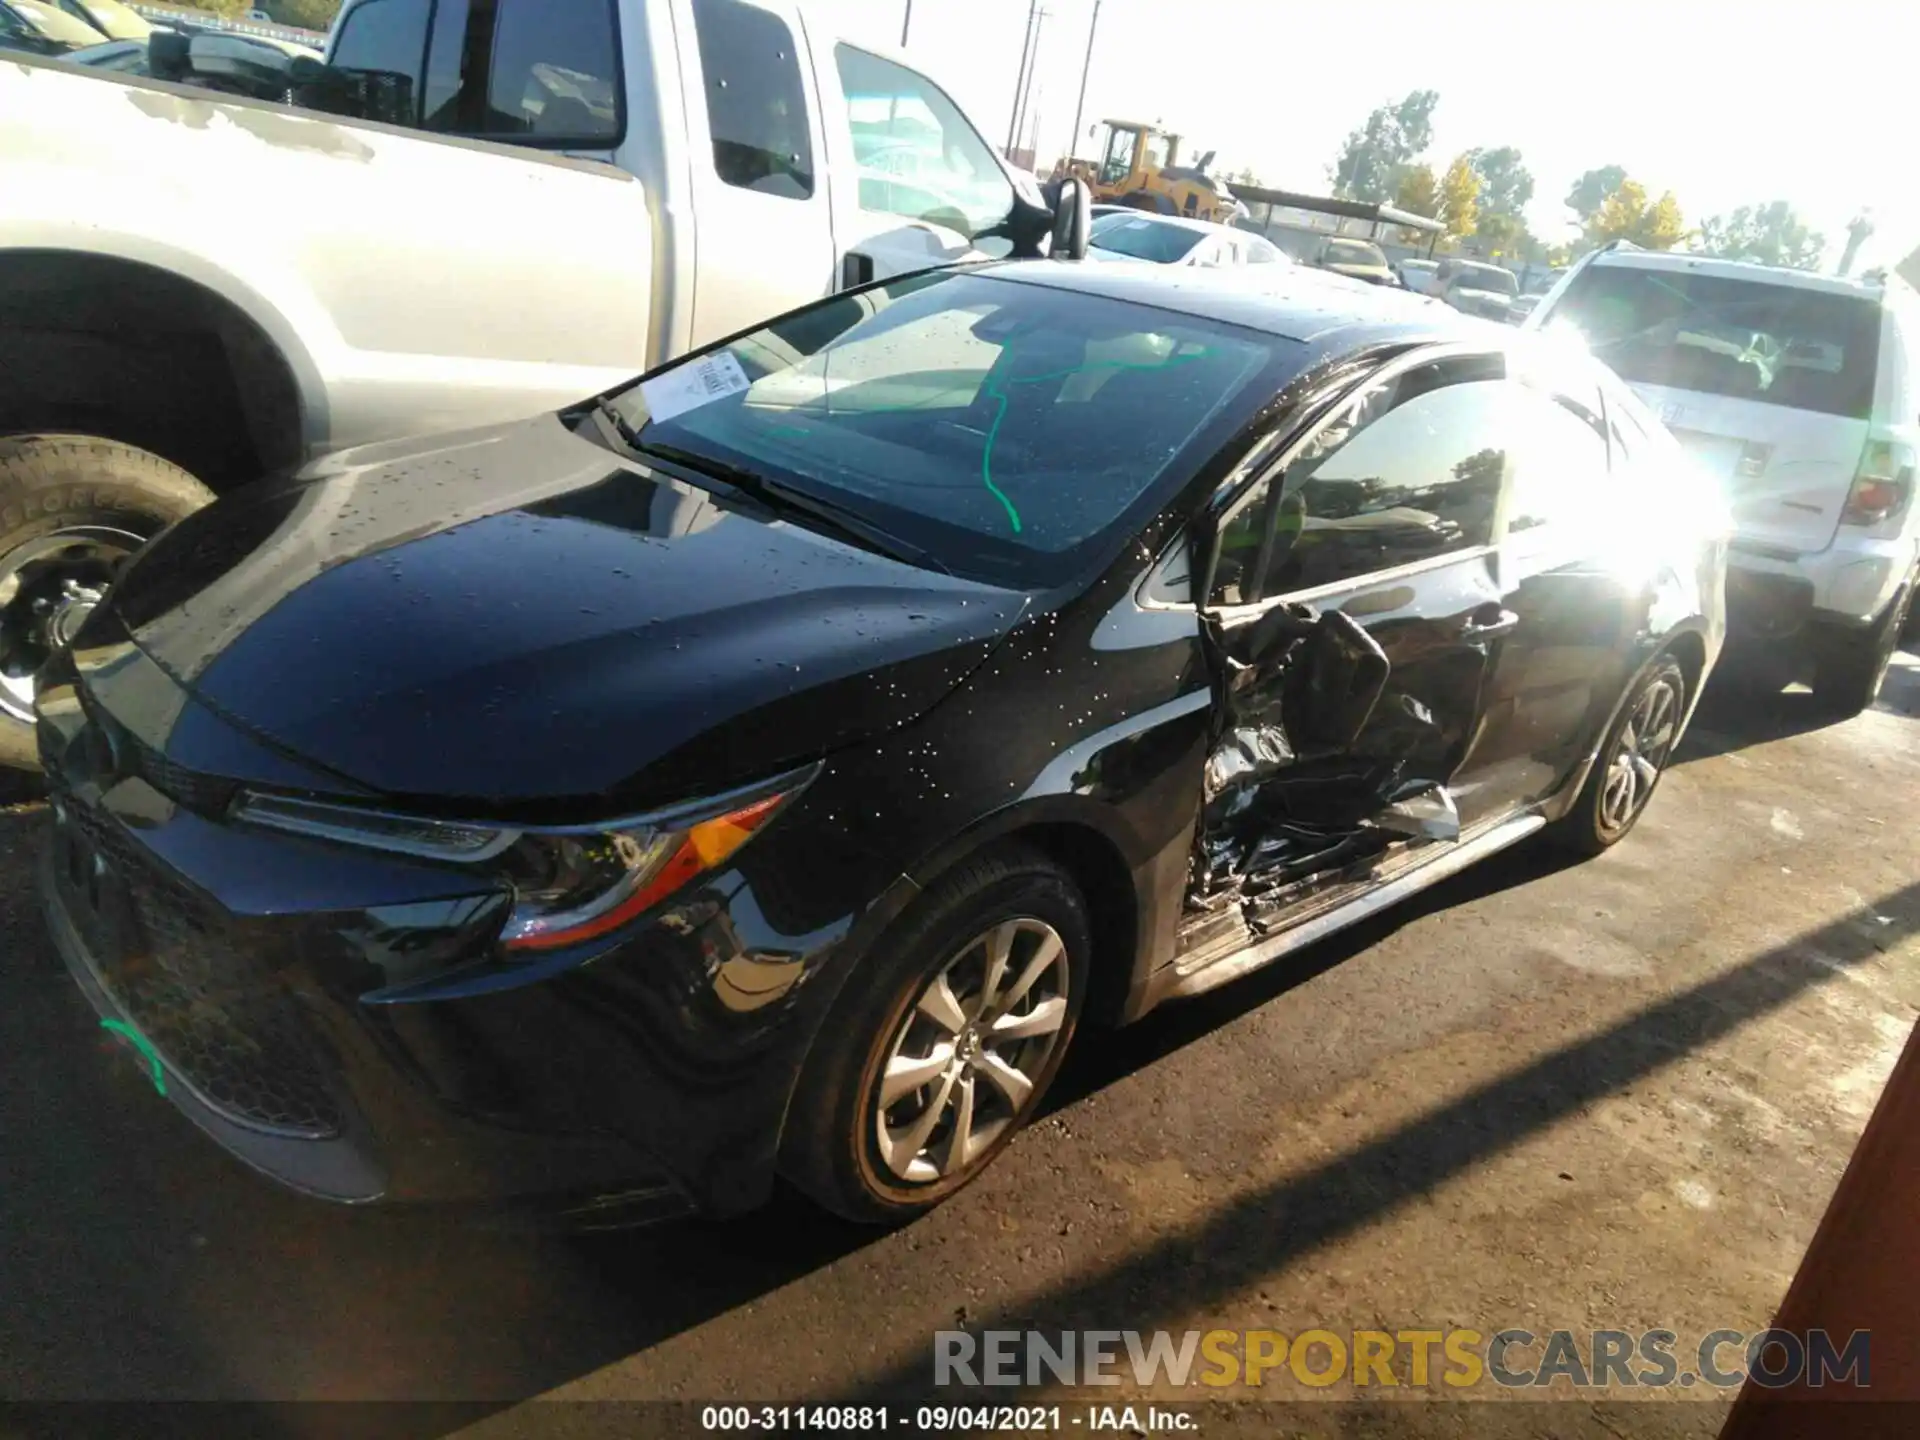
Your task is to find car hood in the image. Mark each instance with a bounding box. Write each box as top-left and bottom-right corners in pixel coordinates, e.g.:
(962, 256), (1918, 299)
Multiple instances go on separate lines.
(1325, 262), (1394, 283)
(100, 414), (1032, 817)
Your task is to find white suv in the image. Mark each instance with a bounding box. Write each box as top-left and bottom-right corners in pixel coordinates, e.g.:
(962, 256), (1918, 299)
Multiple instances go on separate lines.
(1527, 245), (1919, 715)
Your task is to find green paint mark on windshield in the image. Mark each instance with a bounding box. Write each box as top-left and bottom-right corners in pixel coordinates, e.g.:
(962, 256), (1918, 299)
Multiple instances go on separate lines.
(977, 345), (1216, 535)
(100, 1019), (166, 1097)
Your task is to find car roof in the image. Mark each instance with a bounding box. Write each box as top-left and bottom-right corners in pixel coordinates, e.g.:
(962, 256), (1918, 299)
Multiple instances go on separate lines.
(1586, 247), (1881, 301)
(981, 258), (1484, 346)
(1093, 211), (1234, 236)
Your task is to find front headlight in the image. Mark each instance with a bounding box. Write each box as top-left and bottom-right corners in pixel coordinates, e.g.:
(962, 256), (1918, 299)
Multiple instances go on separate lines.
(231, 766), (817, 953)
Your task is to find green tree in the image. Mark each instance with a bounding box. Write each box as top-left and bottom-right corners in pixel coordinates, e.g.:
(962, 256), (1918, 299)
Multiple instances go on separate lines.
(1585, 179), (1687, 250)
(1565, 164), (1628, 226)
(1468, 146), (1534, 219)
(1438, 153), (1480, 240)
(1329, 91), (1440, 203)
(1693, 201), (1827, 270)
(1393, 163), (1439, 218)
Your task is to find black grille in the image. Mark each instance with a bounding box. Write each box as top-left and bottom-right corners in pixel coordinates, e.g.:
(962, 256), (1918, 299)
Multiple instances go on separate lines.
(54, 794), (342, 1139)
(125, 735), (241, 816)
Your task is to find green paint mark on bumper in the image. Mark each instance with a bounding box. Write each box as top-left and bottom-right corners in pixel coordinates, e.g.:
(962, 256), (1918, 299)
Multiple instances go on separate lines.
(100, 1019), (167, 1097)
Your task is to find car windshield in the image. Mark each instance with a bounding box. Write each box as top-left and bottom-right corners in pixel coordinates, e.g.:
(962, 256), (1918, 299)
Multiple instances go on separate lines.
(13, 0), (103, 44)
(1088, 216), (1208, 264)
(605, 271), (1296, 589)
(1458, 266), (1518, 295)
(1327, 241), (1387, 267)
(1546, 266), (1881, 419)
(76, 0), (147, 39)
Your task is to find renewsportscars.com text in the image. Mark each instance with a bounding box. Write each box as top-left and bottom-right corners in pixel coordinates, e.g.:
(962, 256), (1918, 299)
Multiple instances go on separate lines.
(933, 1327), (1871, 1391)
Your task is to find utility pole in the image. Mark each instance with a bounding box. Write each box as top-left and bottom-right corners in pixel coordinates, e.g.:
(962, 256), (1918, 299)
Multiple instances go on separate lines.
(1005, 0), (1041, 153)
(1069, 0), (1103, 163)
(900, 0), (912, 47)
(1011, 7), (1048, 162)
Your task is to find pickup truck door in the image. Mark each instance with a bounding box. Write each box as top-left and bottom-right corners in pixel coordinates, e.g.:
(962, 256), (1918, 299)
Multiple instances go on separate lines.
(1194, 352), (1518, 894)
(808, 33), (1021, 286)
(678, 0), (839, 344)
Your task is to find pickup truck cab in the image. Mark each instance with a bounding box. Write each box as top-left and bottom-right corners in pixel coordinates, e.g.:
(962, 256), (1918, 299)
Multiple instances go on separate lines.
(0, 0), (1080, 776)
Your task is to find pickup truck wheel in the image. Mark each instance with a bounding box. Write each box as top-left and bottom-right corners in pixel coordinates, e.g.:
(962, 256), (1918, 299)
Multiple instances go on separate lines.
(0, 436), (214, 771)
(1812, 583), (1911, 721)
(781, 844), (1091, 1224)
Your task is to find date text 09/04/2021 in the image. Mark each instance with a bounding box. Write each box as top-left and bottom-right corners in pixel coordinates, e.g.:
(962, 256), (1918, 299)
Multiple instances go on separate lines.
(700, 1406), (1195, 1432)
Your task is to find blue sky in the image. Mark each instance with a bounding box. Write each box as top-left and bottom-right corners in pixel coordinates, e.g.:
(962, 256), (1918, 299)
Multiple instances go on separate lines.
(820, 0), (1911, 271)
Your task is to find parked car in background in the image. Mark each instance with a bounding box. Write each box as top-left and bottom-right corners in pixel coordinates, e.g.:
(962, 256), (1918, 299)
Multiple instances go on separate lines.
(1437, 260), (1520, 320)
(39, 261), (1725, 1226)
(1307, 236), (1397, 286)
(1507, 293), (1544, 325)
(50, 0), (146, 39)
(1086, 212), (1289, 268)
(1528, 246), (1919, 715)
(0, 2), (1080, 782)
(1395, 257), (1441, 295)
(68, 28), (324, 88)
(0, 0), (103, 54)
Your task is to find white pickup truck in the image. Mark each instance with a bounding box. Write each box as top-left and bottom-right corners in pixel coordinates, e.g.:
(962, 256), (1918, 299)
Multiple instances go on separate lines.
(0, 0), (1084, 775)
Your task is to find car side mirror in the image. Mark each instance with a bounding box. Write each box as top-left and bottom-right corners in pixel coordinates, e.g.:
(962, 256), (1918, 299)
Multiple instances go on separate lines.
(1048, 177), (1091, 261)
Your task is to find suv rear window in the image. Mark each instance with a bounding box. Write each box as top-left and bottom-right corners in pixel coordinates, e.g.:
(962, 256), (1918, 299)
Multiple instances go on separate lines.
(1546, 265), (1881, 420)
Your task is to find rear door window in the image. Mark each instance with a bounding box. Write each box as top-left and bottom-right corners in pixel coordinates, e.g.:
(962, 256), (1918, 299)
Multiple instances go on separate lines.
(329, 0), (621, 143)
(326, 0), (431, 123)
(1545, 265), (1882, 420)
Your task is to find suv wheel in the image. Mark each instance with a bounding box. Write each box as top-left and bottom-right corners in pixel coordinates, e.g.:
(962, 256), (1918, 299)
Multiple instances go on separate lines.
(1812, 581), (1913, 720)
(782, 844), (1091, 1224)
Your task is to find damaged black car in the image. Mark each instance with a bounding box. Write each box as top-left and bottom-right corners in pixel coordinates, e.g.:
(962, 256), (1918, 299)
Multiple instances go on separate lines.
(37, 262), (1728, 1225)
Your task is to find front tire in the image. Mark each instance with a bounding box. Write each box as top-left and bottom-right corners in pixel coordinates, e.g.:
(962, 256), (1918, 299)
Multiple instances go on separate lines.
(1550, 654), (1687, 857)
(0, 435), (214, 771)
(782, 845), (1091, 1224)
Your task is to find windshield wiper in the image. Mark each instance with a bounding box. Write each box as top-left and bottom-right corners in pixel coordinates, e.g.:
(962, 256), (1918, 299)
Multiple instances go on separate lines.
(631, 439), (953, 577)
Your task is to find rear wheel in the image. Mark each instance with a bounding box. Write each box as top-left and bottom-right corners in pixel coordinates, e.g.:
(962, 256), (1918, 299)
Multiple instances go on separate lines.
(782, 845), (1091, 1224)
(0, 436), (213, 771)
(1550, 655), (1687, 857)
(1812, 581), (1912, 720)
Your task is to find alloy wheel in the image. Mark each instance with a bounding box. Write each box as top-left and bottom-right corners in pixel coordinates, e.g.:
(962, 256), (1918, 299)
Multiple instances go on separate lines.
(1599, 674), (1681, 836)
(872, 917), (1070, 1184)
(0, 525), (145, 726)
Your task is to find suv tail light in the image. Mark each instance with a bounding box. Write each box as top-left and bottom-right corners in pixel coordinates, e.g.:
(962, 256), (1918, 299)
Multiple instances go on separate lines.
(1842, 439), (1915, 526)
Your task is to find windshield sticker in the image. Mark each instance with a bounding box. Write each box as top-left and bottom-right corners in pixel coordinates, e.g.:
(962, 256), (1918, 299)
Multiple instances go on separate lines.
(641, 352), (751, 425)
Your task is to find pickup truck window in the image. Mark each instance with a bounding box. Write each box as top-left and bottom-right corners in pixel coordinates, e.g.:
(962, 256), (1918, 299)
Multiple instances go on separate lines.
(333, 0), (621, 145)
(834, 44), (1015, 245)
(328, 0), (431, 107)
(692, 0), (815, 199)
(485, 0), (620, 143)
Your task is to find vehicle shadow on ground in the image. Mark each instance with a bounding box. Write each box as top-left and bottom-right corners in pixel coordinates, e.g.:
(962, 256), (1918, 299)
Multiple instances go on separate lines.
(1675, 647), (1919, 766)
(833, 876), (1920, 1405)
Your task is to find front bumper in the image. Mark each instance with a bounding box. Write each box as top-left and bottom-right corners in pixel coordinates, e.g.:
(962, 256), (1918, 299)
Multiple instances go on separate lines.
(31, 637), (879, 1220)
(39, 799), (689, 1220)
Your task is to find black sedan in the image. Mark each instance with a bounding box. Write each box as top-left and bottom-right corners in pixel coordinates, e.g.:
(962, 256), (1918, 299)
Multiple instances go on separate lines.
(36, 262), (1728, 1225)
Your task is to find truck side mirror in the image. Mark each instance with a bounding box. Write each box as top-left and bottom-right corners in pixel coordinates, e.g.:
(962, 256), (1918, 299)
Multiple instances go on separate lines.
(1050, 177), (1090, 261)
